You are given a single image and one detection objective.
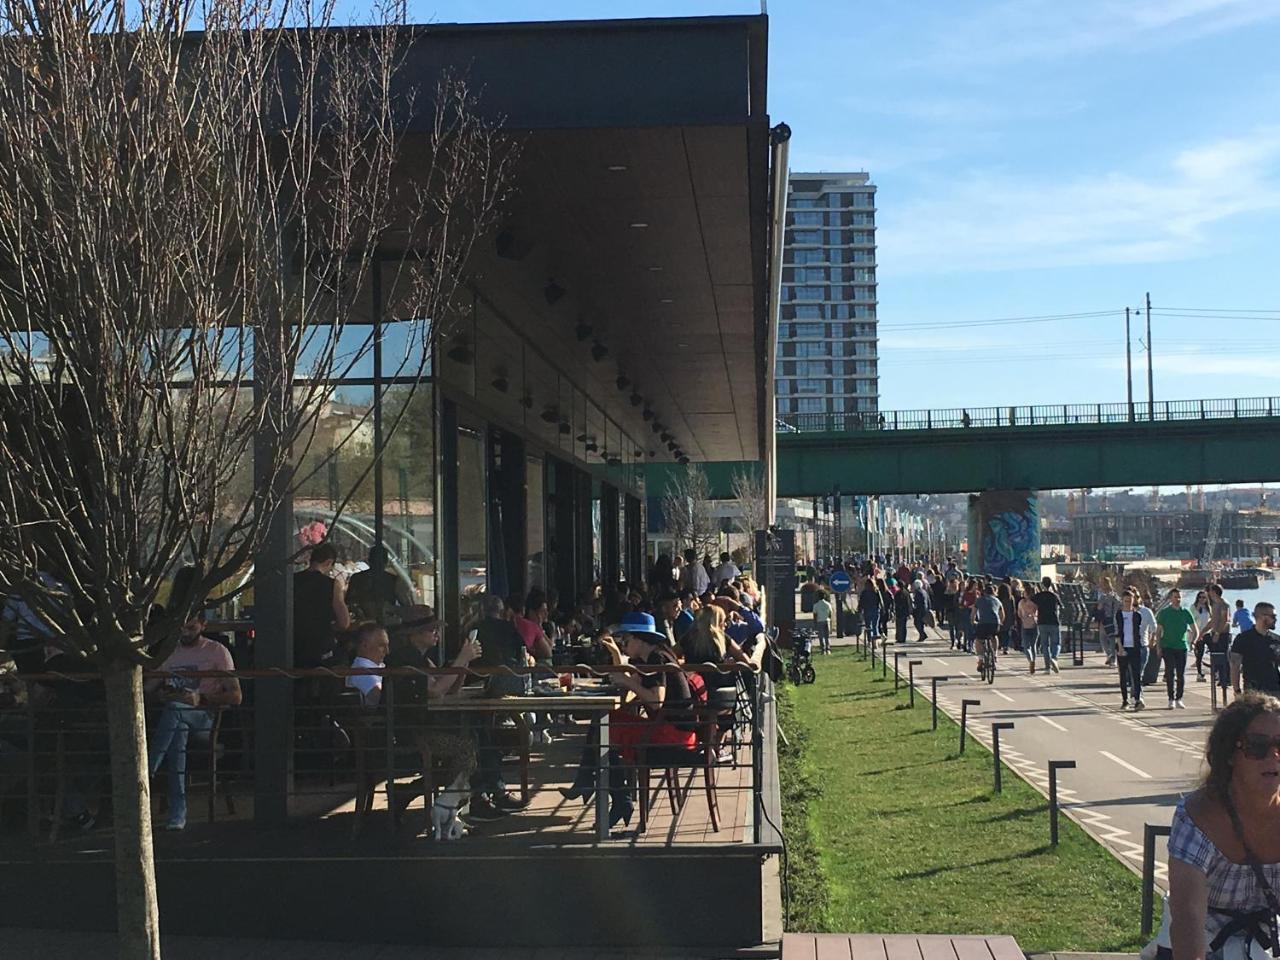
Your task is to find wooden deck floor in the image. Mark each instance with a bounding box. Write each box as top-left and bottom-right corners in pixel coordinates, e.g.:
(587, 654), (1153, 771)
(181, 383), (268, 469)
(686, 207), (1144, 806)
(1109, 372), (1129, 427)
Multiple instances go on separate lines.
(781, 934), (1025, 960)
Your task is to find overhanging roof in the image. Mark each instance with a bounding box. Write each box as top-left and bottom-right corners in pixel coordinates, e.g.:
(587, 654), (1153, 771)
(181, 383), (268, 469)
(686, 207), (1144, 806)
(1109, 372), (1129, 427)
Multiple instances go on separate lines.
(404, 15), (774, 465)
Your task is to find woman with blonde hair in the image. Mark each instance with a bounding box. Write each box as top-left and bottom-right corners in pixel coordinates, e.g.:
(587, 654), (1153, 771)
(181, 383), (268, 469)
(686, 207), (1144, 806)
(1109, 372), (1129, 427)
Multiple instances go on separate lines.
(683, 605), (728, 668)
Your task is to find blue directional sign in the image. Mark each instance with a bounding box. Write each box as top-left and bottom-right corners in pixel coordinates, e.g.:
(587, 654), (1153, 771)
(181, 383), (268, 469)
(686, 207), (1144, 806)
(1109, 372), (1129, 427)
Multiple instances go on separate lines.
(828, 570), (851, 594)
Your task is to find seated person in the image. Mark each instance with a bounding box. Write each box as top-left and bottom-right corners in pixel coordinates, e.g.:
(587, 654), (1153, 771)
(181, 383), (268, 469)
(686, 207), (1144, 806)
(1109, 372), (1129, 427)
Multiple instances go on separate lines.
(472, 594), (531, 697)
(384, 608), (486, 838)
(560, 612), (700, 830)
(345, 622), (390, 706)
(146, 612), (241, 830)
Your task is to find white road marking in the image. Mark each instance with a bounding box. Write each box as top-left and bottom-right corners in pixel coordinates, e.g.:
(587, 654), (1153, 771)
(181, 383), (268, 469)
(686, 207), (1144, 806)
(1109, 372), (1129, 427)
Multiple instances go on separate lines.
(933, 658), (951, 667)
(1100, 750), (1153, 780)
(992, 690), (1016, 703)
(1038, 715), (1068, 732)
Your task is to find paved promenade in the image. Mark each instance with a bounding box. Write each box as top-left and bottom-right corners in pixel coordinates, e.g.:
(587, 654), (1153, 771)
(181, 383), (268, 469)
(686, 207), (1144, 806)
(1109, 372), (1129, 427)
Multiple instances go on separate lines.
(805, 606), (1209, 889)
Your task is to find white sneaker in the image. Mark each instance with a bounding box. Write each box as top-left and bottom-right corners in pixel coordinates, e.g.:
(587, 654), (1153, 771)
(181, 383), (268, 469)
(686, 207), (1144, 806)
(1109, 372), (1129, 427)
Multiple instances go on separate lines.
(1176, 699), (1187, 709)
(1169, 699), (1176, 710)
(1050, 660), (1060, 674)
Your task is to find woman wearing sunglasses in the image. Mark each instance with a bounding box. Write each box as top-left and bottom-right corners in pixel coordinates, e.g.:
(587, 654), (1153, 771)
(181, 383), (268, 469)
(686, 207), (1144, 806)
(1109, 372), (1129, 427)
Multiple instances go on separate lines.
(1158, 693), (1280, 960)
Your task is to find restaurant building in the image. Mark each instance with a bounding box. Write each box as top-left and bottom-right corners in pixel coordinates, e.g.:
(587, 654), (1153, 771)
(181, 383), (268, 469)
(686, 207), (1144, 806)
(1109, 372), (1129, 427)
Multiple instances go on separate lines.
(6, 13), (786, 953)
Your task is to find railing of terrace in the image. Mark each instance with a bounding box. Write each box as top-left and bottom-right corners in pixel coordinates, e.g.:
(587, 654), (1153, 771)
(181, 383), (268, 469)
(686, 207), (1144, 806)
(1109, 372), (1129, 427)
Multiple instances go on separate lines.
(0, 661), (770, 848)
(776, 395), (1280, 434)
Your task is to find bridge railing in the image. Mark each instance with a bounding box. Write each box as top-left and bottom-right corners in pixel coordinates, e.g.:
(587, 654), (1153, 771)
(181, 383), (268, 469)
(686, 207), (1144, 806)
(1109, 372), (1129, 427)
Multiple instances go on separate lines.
(776, 396), (1280, 434)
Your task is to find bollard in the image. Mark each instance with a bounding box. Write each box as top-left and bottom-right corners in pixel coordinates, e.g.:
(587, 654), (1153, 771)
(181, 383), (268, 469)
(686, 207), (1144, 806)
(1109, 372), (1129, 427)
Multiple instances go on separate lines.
(960, 698), (981, 753)
(881, 638), (888, 679)
(1049, 759), (1077, 846)
(894, 651), (903, 690)
(1141, 823), (1172, 937)
(992, 722), (1014, 792)
(1210, 652), (1226, 712)
(869, 635), (876, 668)
(931, 676), (950, 730)
(908, 660), (923, 708)
(1072, 626), (1085, 667)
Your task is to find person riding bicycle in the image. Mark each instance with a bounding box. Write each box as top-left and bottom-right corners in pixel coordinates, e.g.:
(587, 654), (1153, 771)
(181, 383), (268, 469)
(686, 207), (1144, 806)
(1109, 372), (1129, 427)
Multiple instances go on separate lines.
(973, 583), (1005, 674)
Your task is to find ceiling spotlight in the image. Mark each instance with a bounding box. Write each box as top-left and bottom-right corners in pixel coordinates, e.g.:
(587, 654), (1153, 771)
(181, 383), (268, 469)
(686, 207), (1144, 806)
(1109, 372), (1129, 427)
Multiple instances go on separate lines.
(520, 394), (534, 410)
(649, 421), (661, 434)
(607, 164), (628, 172)
(490, 375), (509, 393)
(678, 456), (690, 465)
(616, 374), (631, 391)
(629, 221), (649, 229)
(558, 420), (571, 435)
(543, 280), (566, 306)
(540, 406), (559, 423)
(648, 450), (657, 458)
(607, 455), (622, 467)
(629, 391), (643, 407)
(642, 407), (654, 421)
(446, 339), (472, 364)
(574, 320), (593, 342)
(585, 440), (599, 453)
(591, 341), (609, 362)
(674, 449), (684, 459)
(575, 433), (588, 443)
(633, 448), (643, 457)
(666, 441), (677, 452)
(659, 432), (672, 443)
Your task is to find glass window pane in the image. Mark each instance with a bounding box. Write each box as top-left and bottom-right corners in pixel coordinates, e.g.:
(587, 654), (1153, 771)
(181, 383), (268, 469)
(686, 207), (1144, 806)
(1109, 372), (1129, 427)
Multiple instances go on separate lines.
(457, 420), (487, 599)
(526, 456), (545, 591)
(380, 381), (436, 611)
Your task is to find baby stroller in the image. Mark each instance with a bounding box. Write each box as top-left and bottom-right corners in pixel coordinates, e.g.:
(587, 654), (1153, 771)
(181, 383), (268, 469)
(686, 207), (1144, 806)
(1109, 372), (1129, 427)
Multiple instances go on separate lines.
(788, 627), (817, 684)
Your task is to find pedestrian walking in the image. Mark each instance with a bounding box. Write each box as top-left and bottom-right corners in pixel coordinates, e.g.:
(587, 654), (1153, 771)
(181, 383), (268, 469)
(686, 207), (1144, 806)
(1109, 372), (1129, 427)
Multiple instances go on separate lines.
(1094, 577), (1121, 666)
(1207, 583), (1233, 696)
(1156, 587), (1197, 709)
(1229, 601), (1279, 697)
(858, 578), (882, 644)
(893, 582), (911, 644)
(1033, 577), (1062, 673)
(1192, 590), (1212, 681)
(812, 590), (833, 655)
(1115, 591), (1148, 710)
(911, 578), (931, 641)
(1017, 581), (1039, 674)
(957, 578), (979, 653)
(1139, 592), (1161, 688)
(997, 582), (1015, 654)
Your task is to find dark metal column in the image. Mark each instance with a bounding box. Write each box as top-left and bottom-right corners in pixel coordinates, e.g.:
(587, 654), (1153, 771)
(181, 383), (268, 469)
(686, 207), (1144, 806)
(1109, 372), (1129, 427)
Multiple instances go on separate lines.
(252, 323), (294, 825)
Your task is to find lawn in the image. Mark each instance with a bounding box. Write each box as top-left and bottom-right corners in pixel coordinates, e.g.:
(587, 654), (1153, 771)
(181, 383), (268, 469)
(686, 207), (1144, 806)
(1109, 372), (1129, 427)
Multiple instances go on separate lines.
(778, 646), (1145, 953)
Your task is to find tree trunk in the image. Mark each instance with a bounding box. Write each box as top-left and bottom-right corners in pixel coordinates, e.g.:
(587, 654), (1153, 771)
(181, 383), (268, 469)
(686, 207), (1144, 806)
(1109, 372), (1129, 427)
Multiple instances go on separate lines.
(102, 660), (162, 960)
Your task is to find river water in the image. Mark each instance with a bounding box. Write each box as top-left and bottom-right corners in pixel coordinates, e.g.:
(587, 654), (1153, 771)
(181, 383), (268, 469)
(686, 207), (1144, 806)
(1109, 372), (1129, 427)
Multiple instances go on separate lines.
(1222, 577), (1280, 618)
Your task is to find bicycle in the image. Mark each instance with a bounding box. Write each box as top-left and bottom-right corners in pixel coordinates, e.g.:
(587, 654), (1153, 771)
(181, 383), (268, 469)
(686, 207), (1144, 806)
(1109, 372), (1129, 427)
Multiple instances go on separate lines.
(976, 632), (997, 683)
(787, 628), (817, 685)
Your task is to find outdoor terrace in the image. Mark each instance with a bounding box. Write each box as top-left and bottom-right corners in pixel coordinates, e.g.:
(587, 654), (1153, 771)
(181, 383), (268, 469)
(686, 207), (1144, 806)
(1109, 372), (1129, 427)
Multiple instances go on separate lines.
(0, 663), (782, 951)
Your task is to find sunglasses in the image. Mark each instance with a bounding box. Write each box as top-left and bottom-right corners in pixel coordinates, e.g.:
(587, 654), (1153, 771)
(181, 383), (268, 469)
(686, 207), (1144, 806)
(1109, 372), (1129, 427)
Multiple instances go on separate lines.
(1238, 734), (1280, 760)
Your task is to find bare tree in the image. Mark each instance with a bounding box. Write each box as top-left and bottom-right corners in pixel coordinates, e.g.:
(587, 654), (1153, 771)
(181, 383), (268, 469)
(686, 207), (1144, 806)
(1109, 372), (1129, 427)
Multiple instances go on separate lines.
(730, 467), (769, 567)
(0, 1), (513, 955)
(660, 462), (718, 559)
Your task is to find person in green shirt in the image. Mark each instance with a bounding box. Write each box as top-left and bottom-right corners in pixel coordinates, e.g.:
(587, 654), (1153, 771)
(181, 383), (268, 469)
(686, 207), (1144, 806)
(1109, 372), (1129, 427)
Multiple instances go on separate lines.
(1155, 588), (1199, 709)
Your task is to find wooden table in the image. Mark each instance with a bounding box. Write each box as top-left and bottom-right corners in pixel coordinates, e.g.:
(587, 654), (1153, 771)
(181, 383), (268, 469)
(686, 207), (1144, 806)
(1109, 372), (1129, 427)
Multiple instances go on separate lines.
(435, 689), (623, 840)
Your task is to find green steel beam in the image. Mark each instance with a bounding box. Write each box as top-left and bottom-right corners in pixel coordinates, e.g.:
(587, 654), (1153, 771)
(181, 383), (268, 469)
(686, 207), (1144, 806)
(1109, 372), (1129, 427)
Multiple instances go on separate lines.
(651, 417), (1280, 498)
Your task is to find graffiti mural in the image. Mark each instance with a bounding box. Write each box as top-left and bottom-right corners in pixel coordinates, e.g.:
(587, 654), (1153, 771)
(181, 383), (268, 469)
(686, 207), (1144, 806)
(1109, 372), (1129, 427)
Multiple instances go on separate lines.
(976, 490), (1040, 580)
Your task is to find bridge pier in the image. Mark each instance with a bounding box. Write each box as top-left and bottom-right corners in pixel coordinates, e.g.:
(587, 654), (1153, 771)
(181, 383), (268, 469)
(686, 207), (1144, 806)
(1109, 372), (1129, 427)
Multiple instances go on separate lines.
(967, 490), (1041, 579)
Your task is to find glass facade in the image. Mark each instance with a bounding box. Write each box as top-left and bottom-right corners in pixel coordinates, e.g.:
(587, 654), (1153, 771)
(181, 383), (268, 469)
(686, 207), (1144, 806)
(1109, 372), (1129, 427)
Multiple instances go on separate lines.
(778, 173), (879, 418)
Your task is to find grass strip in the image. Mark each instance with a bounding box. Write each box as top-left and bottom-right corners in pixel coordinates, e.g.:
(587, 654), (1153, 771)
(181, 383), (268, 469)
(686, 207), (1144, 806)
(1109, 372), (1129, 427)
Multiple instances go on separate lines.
(780, 646), (1145, 953)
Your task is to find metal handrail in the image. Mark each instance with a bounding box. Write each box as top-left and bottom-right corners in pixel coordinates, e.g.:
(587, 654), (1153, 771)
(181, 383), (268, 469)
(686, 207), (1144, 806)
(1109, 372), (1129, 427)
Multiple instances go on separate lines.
(776, 396), (1280, 434)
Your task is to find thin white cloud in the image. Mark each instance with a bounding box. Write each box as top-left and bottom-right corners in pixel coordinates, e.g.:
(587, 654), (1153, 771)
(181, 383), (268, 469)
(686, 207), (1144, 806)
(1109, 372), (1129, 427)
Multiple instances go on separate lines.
(1093, 353), (1280, 376)
(920, 0), (1280, 67)
(878, 128), (1280, 275)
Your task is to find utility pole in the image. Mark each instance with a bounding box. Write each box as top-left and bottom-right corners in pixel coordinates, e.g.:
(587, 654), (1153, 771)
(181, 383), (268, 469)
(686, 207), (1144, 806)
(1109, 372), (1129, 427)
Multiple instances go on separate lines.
(1125, 306), (1134, 422)
(1145, 292), (1154, 421)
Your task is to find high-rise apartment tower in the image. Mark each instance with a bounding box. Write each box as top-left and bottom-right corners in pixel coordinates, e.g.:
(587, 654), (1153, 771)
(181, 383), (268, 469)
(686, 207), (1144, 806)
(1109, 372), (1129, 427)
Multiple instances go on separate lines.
(776, 172), (878, 423)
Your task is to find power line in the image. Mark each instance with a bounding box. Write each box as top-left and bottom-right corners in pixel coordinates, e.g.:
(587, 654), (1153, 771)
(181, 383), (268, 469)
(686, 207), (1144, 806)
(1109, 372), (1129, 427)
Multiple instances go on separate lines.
(875, 309), (1121, 332)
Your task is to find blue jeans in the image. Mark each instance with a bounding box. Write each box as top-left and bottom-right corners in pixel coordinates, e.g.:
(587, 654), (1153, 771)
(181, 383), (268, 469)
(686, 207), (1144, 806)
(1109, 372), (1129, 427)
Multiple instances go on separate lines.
(954, 608), (972, 651)
(1037, 624), (1061, 668)
(1022, 627), (1039, 665)
(863, 607), (880, 641)
(148, 703), (215, 824)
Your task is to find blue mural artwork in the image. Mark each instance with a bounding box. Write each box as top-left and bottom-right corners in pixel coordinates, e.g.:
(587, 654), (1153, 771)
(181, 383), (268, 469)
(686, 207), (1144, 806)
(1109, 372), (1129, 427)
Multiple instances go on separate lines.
(981, 492), (1040, 579)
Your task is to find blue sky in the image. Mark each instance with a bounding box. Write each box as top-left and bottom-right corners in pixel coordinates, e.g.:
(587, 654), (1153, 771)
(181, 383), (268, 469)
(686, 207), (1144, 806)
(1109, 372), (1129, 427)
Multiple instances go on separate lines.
(396, 1), (1280, 411)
